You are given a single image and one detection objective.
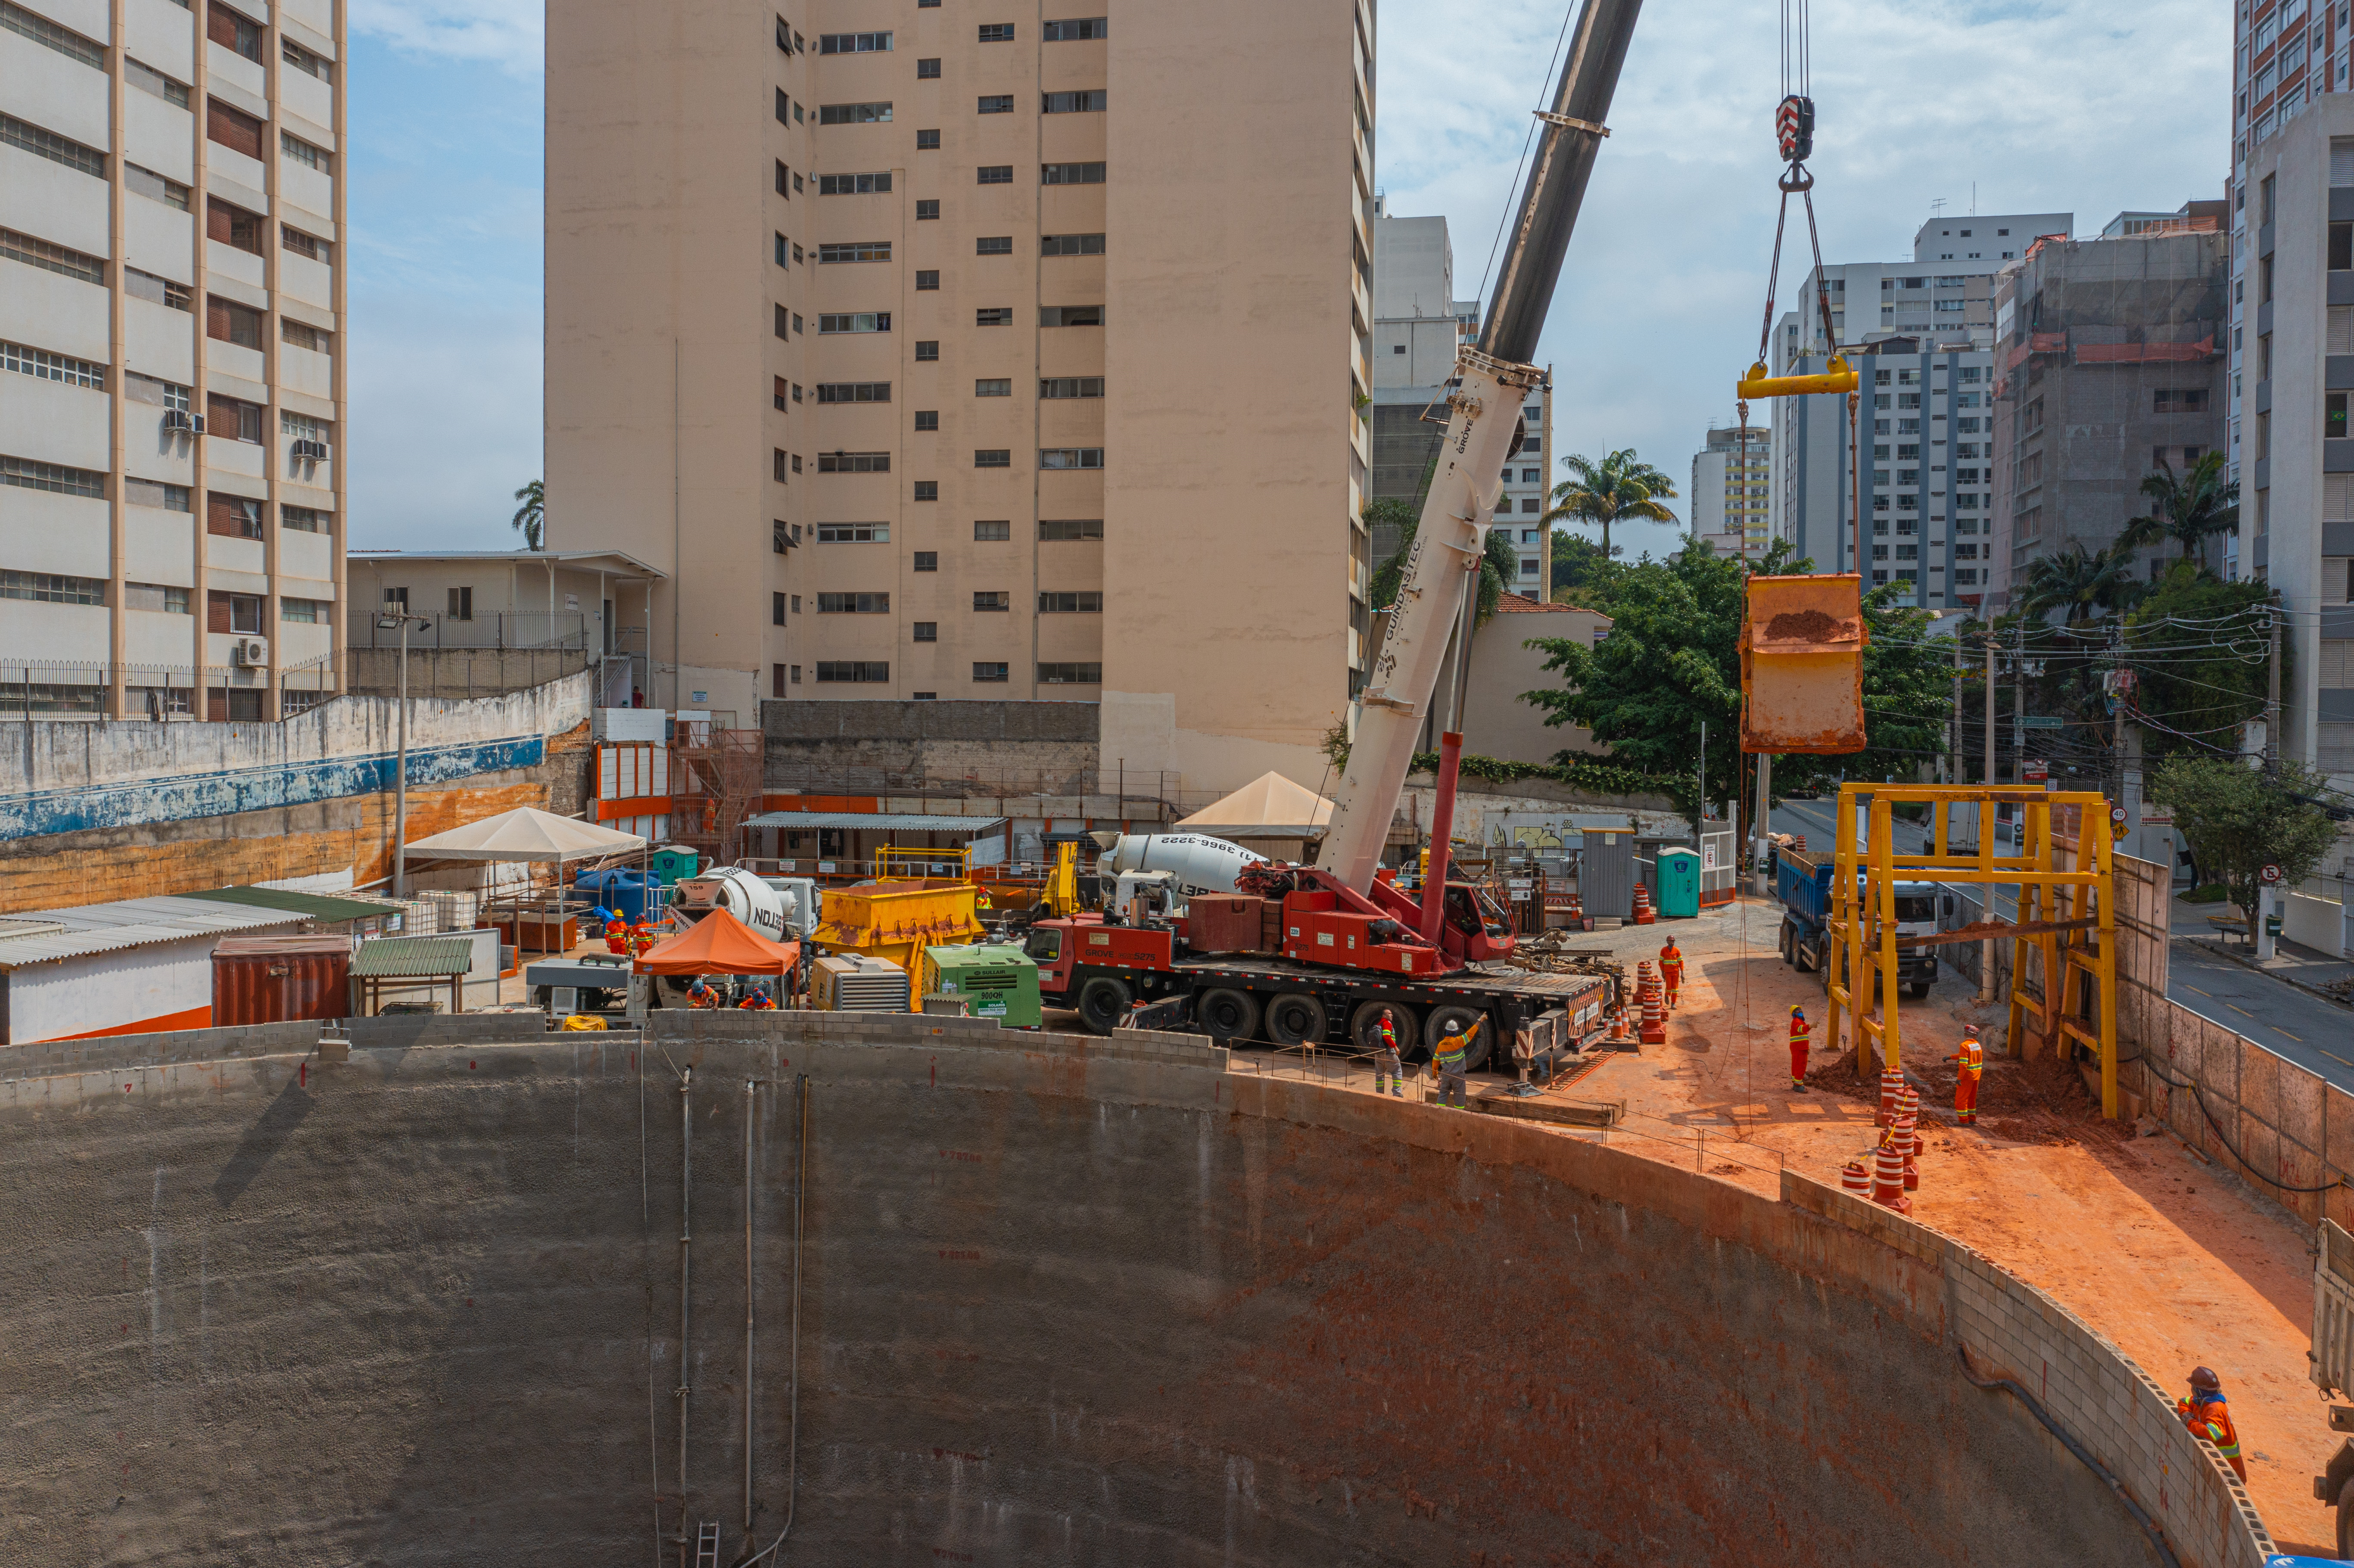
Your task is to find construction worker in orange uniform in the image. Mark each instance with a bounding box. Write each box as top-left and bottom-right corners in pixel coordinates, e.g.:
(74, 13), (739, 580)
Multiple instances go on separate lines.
(626, 922), (657, 959)
(1945, 1025), (1984, 1126)
(1372, 1008), (1404, 1098)
(737, 984), (776, 1011)
(1788, 1005), (1811, 1093)
(1657, 938), (1685, 1008)
(2177, 1366), (2246, 1483)
(601, 910), (630, 956)
(687, 979), (722, 1010)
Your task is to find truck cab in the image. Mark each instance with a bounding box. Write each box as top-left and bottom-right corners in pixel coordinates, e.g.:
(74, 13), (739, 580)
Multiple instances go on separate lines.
(1776, 849), (1943, 997)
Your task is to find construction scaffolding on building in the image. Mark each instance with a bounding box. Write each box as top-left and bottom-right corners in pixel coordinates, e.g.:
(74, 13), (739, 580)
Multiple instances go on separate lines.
(669, 723), (764, 870)
(1823, 782), (2124, 1116)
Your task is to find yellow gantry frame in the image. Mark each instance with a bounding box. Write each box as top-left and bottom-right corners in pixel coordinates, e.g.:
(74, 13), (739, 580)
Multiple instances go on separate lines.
(1822, 783), (2120, 1117)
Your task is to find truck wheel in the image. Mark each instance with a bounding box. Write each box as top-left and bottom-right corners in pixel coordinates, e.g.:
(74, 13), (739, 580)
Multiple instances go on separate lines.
(1424, 1004), (1489, 1070)
(2339, 1477), (2354, 1559)
(1265, 992), (1329, 1048)
(1349, 1000), (1419, 1057)
(1197, 987), (1261, 1042)
(1778, 926), (1794, 966)
(1076, 977), (1131, 1035)
(1909, 982), (1931, 999)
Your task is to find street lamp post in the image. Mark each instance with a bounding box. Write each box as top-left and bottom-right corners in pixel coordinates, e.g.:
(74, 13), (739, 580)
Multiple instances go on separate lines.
(378, 613), (430, 901)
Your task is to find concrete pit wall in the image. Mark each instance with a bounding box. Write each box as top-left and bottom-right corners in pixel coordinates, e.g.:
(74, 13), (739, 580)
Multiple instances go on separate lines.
(0, 1015), (2250, 1566)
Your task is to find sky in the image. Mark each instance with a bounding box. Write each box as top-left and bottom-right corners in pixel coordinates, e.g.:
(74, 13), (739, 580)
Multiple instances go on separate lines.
(344, 0), (2233, 564)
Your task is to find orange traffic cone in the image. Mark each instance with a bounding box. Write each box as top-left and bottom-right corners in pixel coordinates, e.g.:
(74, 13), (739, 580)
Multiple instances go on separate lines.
(1632, 883), (1656, 925)
(1876, 1064), (1906, 1127)
(1637, 962), (1666, 1045)
(1871, 1142), (1910, 1215)
(1840, 1160), (1872, 1199)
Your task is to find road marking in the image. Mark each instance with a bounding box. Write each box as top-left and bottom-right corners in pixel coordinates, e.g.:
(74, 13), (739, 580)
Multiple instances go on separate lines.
(2226, 1005), (2256, 1019)
(2185, 986), (2211, 998)
(2278, 1028), (2304, 1043)
(2325, 1051), (2354, 1069)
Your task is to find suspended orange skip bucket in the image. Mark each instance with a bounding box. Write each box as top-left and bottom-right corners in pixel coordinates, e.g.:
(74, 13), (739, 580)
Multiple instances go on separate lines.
(1739, 573), (1866, 753)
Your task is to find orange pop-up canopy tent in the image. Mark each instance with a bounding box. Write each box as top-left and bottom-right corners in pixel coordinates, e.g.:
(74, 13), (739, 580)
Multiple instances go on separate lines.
(632, 907), (800, 976)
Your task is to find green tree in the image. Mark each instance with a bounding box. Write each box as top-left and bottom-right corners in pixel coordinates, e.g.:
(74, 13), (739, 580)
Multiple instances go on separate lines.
(2148, 755), (2342, 939)
(1365, 497), (1522, 626)
(2116, 451), (2237, 574)
(1550, 530), (1611, 599)
(2122, 574), (2276, 765)
(2015, 542), (2141, 625)
(1542, 448), (1678, 561)
(511, 479), (545, 551)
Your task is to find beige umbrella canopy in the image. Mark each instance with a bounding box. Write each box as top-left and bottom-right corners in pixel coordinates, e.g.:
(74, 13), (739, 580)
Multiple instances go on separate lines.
(402, 806), (648, 863)
(1175, 772), (1336, 839)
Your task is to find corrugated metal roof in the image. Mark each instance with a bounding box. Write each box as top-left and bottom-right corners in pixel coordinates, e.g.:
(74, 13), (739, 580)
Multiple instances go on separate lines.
(742, 811), (1008, 833)
(165, 885), (405, 923)
(0, 896), (309, 969)
(349, 935), (476, 977)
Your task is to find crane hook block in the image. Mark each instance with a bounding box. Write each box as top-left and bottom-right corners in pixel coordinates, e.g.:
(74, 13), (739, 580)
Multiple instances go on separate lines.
(1776, 95), (1815, 163)
(1735, 354), (1859, 401)
(1739, 573), (1867, 754)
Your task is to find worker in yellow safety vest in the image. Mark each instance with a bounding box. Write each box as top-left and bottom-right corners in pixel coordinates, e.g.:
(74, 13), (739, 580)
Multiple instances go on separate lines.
(1372, 1008), (1404, 1098)
(2177, 1366), (2246, 1482)
(1657, 938), (1685, 1008)
(1430, 1017), (1480, 1109)
(1788, 1005), (1811, 1093)
(1944, 1026), (1984, 1126)
(687, 979), (722, 1010)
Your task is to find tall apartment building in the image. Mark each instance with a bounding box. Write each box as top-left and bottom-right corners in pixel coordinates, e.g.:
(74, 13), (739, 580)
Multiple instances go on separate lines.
(548, 0), (1376, 791)
(1983, 212), (2229, 610)
(1, 0), (346, 721)
(2241, 105), (2354, 781)
(1368, 199), (1551, 596)
(1688, 423), (1769, 559)
(1768, 211), (2069, 607)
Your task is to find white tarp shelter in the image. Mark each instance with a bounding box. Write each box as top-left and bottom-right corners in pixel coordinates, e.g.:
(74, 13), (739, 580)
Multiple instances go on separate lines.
(1175, 772), (1335, 838)
(402, 807), (648, 862)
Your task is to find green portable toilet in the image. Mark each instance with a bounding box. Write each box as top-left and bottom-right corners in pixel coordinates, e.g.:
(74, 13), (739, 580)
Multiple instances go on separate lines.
(648, 846), (701, 888)
(920, 943), (1043, 1028)
(1656, 846), (1702, 918)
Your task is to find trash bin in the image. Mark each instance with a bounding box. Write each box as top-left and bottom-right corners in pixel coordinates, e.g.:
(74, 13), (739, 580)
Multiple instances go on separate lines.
(1656, 847), (1701, 919)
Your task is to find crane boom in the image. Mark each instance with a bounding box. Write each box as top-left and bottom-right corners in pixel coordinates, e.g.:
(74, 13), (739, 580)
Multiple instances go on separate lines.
(1318, 0), (1644, 893)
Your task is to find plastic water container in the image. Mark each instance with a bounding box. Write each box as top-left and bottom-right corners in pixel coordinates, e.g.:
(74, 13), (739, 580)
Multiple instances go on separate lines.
(575, 868), (654, 924)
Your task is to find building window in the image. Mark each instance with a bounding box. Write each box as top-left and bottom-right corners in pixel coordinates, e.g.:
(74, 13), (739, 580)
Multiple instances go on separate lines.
(817, 172), (893, 195)
(915, 410), (940, 429)
(1039, 235), (1107, 262)
(916, 340), (940, 361)
(2, 227), (104, 285)
(913, 622), (937, 641)
(2153, 388), (2210, 412)
(2333, 221), (2353, 272)
(816, 523), (889, 542)
(125, 478), (191, 511)
(208, 3), (264, 60)
(818, 240), (891, 263)
(973, 662), (1010, 681)
(975, 378), (1012, 396)
(916, 129), (940, 149)
(1, 569), (106, 605)
(818, 31), (893, 53)
(0, 455), (102, 498)
(975, 308), (1013, 326)
(124, 164), (190, 210)
(978, 23), (1015, 41)
(1042, 90), (1107, 113)
(1039, 518), (1102, 540)
(211, 590), (264, 634)
(1039, 447), (1103, 470)
(1040, 377), (1104, 398)
(776, 161), (792, 196)
(973, 591), (1010, 611)
(280, 131), (330, 173)
(1042, 161), (1106, 184)
(281, 319), (331, 354)
(207, 296), (264, 349)
(1, 339), (104, 389)
(445, 586), (474, 621)
(282, 37), (330, 80)
(979, 94), (1015, 114)
(1042, 18), (1108, 40)
(817, 592), (891, 613)
(973, 520), (1011, 540)
(975, 449), (1012, 468)
(207, 492), (265, 538)
(914, 480), (938, 500)
(978, 165), (1014, 184)
(976, 236), (1013, 255)
(1038, 662), (1102, 684)
(124, 582), (191, 613)
(916, 270), (940, 290)
(917, 199), (940, 220)
(819, 311), (891, 333)
(775, 375), (791, 410)
(913, 552), (938, 571)
(775, 449), (792, 482)
(2332, 392), (2350, 439)
(817, 451), (891, 473)
(5, 1), (105, 66)
(206, 394), (264, 443)
(1, 113), (106, 177)
(773, 591), (788, 626)
(818, 101), (893, 124)
(918, 56), (941, 78)
(1040, 305), (1104, 327)
(816, 661), (892, 681)
(1037, 591), (1102, 612)
(773, 663), (789, 699)
(816, 381), (892, 403)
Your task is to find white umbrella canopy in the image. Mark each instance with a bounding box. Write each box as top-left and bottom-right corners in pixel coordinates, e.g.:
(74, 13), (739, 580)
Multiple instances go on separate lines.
(1175, 772), (1336, 838)
(402, 806), (648, 863)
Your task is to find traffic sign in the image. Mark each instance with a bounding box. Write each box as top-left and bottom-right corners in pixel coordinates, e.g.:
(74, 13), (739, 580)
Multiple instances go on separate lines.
(2261, 863), (2283, 885)
(2108, 805), (2128, 833)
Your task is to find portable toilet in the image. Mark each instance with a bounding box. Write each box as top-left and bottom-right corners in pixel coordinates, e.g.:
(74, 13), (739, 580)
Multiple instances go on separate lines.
(920, 943), (1042, 1027)
(648, 846), (701, 888)
(1656, 847), (1702, 918)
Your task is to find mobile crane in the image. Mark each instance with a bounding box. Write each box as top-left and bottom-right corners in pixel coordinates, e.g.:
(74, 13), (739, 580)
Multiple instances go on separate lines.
(1024, 0), (1643, 1067)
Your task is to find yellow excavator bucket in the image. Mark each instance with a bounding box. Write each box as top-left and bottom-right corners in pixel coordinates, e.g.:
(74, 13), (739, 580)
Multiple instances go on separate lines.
(1740, 573), (1867, 753)
(1735, 355), (1859, 401)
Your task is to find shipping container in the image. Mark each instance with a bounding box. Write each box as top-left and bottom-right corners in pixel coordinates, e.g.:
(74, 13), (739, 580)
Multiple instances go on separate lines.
(211, 935), (355, 1025)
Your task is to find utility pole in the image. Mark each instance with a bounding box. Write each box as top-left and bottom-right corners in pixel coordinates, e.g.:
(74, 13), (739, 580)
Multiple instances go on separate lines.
(2265, 604), (2282, 772)
(378, 611), (430, 900)
(1978, 628), (1997, 1005)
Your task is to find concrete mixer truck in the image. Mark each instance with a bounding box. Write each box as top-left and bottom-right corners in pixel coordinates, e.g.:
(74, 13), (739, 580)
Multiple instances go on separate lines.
(1019, 0), (1638, 1073)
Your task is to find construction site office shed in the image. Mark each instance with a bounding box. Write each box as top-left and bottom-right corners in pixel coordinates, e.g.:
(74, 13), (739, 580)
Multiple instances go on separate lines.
(0, 896), (314, 1044)
(348, 936), (477, 1017)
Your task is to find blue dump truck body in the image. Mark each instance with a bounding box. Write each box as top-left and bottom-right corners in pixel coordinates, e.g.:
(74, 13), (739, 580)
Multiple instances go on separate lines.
(1774, 848), (1941, 996)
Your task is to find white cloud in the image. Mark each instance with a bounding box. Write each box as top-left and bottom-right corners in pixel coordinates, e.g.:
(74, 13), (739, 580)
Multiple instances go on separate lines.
(351, 0), (543, 75)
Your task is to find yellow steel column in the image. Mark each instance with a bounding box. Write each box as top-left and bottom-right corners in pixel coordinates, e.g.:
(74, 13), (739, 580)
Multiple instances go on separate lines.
(1830, 788), (1855, 1072)
(2095, 805), (2118, 1118)
(1871, 793), (1900, 1076)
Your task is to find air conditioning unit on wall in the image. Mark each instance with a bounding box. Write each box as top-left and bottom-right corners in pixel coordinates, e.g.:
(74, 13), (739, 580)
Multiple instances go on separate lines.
(230, 638), (268, 667)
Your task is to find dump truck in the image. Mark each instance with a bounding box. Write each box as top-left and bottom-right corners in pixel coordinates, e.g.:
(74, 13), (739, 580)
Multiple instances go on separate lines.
(1773, 846), (1941, 997)
(2310, 1218), (2354, 1555)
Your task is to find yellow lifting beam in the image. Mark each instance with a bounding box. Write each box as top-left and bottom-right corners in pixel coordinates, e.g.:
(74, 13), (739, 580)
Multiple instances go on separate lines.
(1822, 783), (2123, 1118)
(1736, 354), (1860, 401)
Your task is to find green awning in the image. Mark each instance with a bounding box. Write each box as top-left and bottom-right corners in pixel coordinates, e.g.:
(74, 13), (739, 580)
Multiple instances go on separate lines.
(168, 885), (405, 924)
(349, 935), (476, 978)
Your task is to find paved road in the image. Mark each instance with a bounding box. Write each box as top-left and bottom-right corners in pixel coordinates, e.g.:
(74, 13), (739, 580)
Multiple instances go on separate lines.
(1765, 797), (2354, 1091)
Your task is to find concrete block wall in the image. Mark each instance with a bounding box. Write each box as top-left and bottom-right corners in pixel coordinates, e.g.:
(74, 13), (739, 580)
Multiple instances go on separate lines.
(344, 1014), (548, 1050)
(0, 1021), (323, 1078)
(1784, 1171), (2274, 1568)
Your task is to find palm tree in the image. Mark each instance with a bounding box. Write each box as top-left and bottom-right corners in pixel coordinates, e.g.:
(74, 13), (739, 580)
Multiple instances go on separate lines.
(2116, 451), (2236, 574)
(511, 479), (545, 551)
(2016, 543), (2142, 625)
(1543, 448), (1678, 560)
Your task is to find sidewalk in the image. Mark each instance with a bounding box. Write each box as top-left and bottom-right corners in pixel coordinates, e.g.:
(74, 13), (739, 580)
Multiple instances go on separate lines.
(2173, 894), (2354, 1008)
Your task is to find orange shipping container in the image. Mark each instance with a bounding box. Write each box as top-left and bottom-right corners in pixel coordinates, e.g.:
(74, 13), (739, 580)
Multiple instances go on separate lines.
(211, 935), (354, 1025)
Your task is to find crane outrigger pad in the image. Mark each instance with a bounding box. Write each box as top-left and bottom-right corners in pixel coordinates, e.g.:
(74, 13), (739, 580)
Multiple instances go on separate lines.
(1739, 574), (1867, 753)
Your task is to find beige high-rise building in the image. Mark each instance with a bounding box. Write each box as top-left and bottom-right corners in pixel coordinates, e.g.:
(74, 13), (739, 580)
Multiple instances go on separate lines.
(1, 0), (347, 722)
(548, 0), (1374, 789)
